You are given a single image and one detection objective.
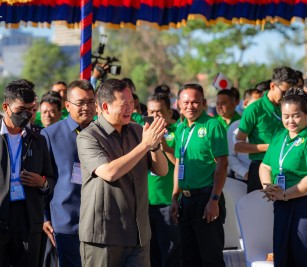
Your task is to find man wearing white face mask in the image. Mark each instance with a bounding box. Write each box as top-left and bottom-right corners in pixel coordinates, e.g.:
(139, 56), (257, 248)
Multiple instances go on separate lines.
(0, 79), (55, 267)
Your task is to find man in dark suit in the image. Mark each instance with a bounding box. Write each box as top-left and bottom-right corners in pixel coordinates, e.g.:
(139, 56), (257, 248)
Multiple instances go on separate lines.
(0, 79), (55, 267)
(41, 80), (96, 267)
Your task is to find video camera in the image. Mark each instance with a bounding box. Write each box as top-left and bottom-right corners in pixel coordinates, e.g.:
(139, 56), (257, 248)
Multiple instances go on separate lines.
(91, 35), (121, 80)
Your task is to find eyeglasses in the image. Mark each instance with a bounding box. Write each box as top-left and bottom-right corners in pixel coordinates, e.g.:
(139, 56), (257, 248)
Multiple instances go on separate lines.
(67, 100), (95, 107)
(275, 85), (288, 96)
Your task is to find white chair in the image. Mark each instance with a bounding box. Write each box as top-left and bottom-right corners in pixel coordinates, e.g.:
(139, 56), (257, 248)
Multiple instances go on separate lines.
(236, 190), (274, 267)
(223, 178), (247, 249)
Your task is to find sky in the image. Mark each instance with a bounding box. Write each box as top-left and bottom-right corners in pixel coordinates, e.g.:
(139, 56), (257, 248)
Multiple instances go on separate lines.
(0, 24), (305, 66)
(242, 30), (304, 65)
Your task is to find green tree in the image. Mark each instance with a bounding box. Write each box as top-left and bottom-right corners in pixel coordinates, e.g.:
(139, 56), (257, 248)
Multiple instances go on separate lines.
(22, 39), (70, 95)
(105, 22), (273, 100)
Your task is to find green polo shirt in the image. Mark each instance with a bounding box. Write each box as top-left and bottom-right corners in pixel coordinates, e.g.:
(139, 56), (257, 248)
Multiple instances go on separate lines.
(263, 128), (307, 189)
(175, 112), (228, 190)
(215, 111), (241, 130)
(239, 92), (284, 161)
(34, 108), (69, 127)
(131, 112), (144, 126)
(148, 123), (176, 205)
(173, 118), (182, 128)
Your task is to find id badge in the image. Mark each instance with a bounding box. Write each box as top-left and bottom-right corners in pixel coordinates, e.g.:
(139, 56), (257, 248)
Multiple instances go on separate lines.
(10, 177), (26, 201)
(277, 174), (286, 190)
(71, 162), (82, 185)
(178, 164), (185, 180)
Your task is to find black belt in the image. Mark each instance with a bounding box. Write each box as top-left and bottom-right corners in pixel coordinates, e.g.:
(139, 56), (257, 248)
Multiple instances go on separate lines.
(182, 186), (212, 198)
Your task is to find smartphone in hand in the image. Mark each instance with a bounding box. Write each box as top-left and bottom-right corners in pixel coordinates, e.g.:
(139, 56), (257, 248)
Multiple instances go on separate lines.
(143, 116), (154, 125)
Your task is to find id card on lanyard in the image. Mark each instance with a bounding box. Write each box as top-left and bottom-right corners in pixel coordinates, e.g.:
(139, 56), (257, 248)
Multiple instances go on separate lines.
(278, 135), (299, 190)
(8, 137), (25, 201)
(179, 126), (195, 180)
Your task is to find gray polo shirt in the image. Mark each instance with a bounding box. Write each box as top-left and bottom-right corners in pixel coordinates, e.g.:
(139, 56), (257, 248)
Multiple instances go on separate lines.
(77, 115), (152, 247)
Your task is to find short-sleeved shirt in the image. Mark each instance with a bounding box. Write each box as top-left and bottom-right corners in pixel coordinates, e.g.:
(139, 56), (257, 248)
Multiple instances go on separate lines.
(215, 111), (241, 130)
(148, 123), (176, 205)
(77, 115), (152, 247)
(175, 112), (228, 190)
(239, 92), (284, 161)
(173, 118), (182, 128)
(262, 128), (307, 189)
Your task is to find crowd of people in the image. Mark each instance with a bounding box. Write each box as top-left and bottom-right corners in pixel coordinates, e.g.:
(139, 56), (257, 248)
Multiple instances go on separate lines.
(0, 65), (306, 267)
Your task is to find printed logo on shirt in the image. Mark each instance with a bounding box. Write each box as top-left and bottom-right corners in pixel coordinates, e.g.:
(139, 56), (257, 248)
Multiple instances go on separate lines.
(295, 137), (304, 146)
(165, 132), (175, 142)
(198, 127), (207, 138)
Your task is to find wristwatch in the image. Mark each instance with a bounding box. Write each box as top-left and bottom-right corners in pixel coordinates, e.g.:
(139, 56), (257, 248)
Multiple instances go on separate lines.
(210, 193), (220, 201)
(150, 144), (161, 152)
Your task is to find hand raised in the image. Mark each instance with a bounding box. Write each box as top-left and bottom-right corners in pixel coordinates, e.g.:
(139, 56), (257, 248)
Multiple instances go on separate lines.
(142, 117), (167, 150)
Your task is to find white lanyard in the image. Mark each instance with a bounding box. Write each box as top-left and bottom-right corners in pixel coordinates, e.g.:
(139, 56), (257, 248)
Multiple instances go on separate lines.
(180, 125), (195, 164)
(273, 112), (281, 121)
(279, 135), (299, 174)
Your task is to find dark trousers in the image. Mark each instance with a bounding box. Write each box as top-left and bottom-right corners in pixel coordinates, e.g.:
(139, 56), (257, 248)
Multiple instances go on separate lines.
(179, 191), (226, 267)
(55, 233), (81, 267)
(0, 201), (41, 267)
(39, 233), (59, 267)
(247, 160), (262, 193)
(274, 196), (307, 267)
(149, 205), (181, 267)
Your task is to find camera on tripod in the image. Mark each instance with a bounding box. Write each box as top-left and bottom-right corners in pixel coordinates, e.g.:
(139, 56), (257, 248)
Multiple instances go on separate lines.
(91, 35), (121, 80)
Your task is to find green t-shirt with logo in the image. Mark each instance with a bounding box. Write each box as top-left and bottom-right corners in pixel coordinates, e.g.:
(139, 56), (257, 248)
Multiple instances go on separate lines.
(175, 112), (228, 190)
(262, 128), (307, 189)
(148, 123), (176, 205)
(215, 111), (241, 130)
(239, 92), (284, 161)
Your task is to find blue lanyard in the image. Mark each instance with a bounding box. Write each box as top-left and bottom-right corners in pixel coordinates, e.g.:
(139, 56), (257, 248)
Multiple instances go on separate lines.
(180, 125), (195, 164)
(7, 136), (22, 175)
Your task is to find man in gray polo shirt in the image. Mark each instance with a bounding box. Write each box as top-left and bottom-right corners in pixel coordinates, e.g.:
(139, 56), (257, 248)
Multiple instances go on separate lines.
(76, 79), (168, 267)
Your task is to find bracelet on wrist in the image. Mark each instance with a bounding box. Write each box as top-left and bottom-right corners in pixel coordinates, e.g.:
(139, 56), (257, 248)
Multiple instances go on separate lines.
(150, 144), (161, 152)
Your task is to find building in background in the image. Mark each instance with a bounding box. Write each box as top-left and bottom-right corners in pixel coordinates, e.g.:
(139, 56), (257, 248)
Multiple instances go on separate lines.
(52, 25), (80, 66)
(0, 25), (80, 78)
(0, 29), (34, 77)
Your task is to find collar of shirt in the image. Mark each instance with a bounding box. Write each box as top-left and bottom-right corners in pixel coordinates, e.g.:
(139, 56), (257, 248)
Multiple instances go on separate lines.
(97, 114), (128, 136)
(0, 119), (27, 137)
(215, 112), (241, 128)
(263, 91), (280, 115)
(297, 127), (307, 139)
(282, 127), (307, 145)
(67, 115), (83, 133)
(182, 111), (211, 128)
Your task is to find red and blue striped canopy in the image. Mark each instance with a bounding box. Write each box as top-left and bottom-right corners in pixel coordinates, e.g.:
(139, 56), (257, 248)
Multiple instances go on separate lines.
(1, 0), (306, 79)
(1, 0), (306, 29)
